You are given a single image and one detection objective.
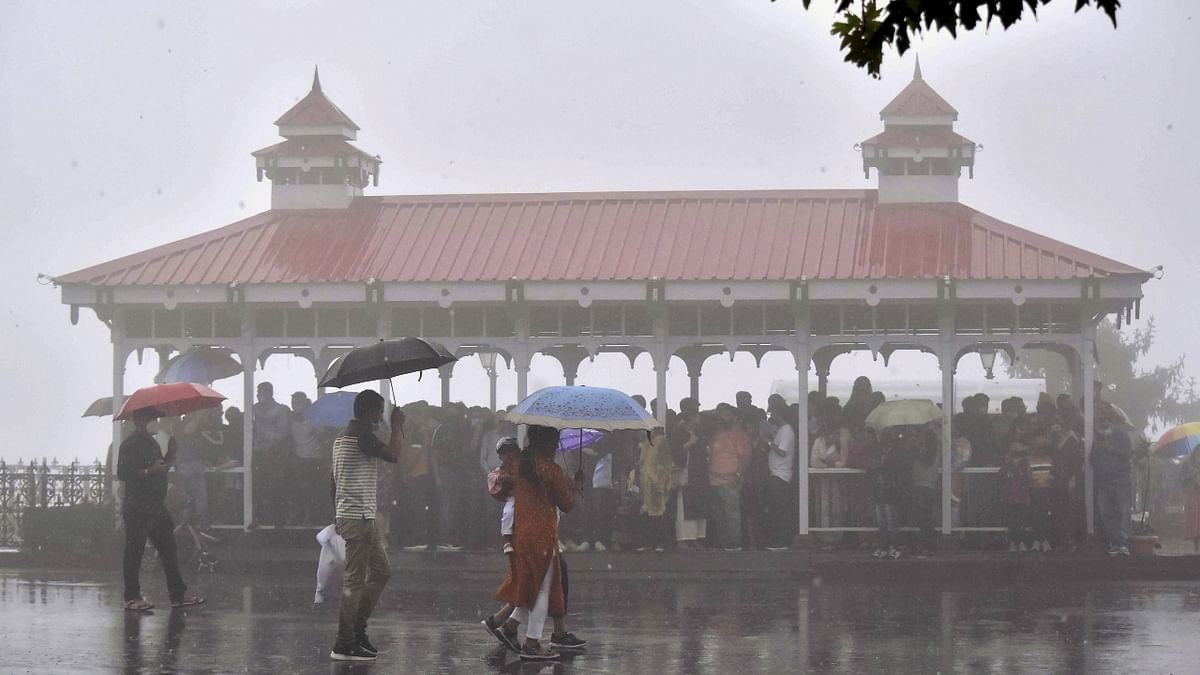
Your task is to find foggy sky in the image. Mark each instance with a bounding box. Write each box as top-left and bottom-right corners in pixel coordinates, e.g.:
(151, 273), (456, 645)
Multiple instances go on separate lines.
(1, 1), (1197, 463)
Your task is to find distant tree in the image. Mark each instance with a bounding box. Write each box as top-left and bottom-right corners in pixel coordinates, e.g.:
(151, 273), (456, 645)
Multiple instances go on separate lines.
(1009, 319), (1200, 436)
(784, 1), (1121, 77)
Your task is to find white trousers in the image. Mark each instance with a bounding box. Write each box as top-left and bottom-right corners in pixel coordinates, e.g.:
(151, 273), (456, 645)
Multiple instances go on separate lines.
(501, 496), (515, 536)
(511, 558), (555, 640)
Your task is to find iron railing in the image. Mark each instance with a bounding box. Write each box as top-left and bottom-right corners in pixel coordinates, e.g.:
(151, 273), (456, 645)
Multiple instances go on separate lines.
(0, 460), (112, 548)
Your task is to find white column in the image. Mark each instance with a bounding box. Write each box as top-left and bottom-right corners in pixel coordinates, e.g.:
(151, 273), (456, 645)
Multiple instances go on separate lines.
(110, 337), (127, 500)
(487, 367), (498, 411)
(240, 347), (256, 530)
(515, 349), (530, 402)
(793, 333), (811, 537)
(1082, 329), (1097, 535)
(314, 349), (335, 399)
(938, 313), (955, 536)
(514, 307), (530, 402)
(654, 345), (669, 428)
(440, 364), (452, 406)
(940, 350), (955, 535)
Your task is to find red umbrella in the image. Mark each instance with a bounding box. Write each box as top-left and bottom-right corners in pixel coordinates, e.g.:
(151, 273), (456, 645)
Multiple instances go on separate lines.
(114, 383), (226, 421)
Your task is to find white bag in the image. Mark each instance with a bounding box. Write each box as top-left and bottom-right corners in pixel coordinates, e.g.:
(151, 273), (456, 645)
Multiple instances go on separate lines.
(314, 524), (346, 604)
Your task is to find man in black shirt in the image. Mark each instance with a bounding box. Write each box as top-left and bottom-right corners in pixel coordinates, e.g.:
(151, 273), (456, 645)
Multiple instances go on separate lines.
(118, 407), (205, 611)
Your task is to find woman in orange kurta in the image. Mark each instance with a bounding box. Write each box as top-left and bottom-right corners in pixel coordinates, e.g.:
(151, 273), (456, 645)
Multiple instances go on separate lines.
(494, 425), (577, 659)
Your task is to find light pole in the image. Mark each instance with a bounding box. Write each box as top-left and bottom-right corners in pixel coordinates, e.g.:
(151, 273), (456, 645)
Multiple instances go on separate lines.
(478, 350), (498, 411)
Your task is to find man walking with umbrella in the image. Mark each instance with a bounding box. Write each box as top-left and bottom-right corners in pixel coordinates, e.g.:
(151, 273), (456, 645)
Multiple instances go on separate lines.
(118, 406), (205, 611)
(330, 390), (406, 661)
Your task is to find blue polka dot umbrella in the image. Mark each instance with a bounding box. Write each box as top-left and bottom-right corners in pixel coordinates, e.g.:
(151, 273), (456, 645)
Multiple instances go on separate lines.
(508, 386), (655, 433)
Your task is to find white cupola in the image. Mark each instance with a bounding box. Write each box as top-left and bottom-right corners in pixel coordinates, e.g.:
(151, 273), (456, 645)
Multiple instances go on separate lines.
(252, 68), (381, 209)
(859, 59), (977, 204)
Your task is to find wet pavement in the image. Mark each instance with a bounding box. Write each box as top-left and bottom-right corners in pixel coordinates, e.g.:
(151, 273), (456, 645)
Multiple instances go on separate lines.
(3, 567), (1200, 674)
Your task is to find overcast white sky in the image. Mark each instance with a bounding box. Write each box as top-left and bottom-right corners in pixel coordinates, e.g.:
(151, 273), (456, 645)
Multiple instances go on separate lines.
(1, 1), (1196, 463)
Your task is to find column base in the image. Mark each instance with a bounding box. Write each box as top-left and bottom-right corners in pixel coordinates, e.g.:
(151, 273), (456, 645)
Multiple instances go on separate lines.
(791, 533), (819, 551)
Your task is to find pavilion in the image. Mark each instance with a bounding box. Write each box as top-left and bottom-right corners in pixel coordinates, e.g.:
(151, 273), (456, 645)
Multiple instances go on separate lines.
(55, 65), (1150, 538)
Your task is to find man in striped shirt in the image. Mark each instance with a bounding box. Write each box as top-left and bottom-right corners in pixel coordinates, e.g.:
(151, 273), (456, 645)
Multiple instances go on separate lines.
(330, 390), (404, 662)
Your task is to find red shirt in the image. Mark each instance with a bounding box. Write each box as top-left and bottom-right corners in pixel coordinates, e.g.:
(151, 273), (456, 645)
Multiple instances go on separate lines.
(708, 429), (751, 486)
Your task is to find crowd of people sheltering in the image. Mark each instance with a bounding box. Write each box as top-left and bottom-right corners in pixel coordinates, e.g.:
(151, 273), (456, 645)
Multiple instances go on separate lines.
(150, 376), (1145, 562)
(116, 375), (1176, 663)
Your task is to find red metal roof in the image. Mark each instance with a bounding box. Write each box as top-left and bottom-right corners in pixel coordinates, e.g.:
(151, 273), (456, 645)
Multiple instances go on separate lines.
(274, 69), (360, 131)
(860, 126), (974, 148)
(880, 75), (958, 118)
(58, 190), (1145, 287)
(251, 137), (377, 161)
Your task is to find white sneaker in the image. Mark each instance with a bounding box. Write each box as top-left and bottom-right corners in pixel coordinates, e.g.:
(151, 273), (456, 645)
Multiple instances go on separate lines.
(1008, 543), (1018, 553)
(1018, 542), (1028, 552)
(593, 542), (606, 552)
(1119, 546), (1131, 557)
(1041, 540), (1052, 553)
(872, 548), (886, 559)
(576, 541), (591, 552)
(1031, 541), (1042, 553)
(563, 540), (578, 551)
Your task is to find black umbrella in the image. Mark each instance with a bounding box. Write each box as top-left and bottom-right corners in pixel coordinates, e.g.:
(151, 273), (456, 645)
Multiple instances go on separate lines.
(318, 337), (458, 389)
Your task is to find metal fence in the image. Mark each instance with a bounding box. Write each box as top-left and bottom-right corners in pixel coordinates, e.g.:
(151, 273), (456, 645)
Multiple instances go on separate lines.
(0, 460), (112, 548)
(809, 467), (1005, 533)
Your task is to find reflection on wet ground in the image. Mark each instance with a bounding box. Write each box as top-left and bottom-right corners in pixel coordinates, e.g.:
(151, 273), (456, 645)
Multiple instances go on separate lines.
(2, 568), (1200, 674)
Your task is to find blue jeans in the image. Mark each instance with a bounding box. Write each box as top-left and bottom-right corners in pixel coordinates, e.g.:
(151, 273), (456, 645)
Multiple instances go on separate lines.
(875, 502), (899, 549)
(1097, 483), (1132, 550)
(713, 479), (743, 549)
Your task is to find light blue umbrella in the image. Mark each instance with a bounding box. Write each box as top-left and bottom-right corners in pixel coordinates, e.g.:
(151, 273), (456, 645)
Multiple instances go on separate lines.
(155, 347), (242, 385)
(557, 428), (606, 453)
(303, 391), (357, 428)
(508, 386), (655, 432)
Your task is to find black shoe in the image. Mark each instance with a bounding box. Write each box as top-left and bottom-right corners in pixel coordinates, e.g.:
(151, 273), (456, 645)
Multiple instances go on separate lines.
(356, 632), (379, 655)
(330, 642), (377, 661)
(483, 617), (520, 653)
(550, 632), (587, 649)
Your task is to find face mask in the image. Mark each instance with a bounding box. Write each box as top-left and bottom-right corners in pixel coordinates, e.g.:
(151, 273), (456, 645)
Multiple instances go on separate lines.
(372, 421), (389, 444)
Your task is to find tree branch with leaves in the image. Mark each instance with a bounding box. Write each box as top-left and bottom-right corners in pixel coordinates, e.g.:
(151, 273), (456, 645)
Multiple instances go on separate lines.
(1009, 319), (1200, 436)
(784, 1), (1121, 77)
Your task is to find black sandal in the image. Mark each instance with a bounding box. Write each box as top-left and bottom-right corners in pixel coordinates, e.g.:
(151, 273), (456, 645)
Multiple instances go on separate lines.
(519, 643), (560, 661)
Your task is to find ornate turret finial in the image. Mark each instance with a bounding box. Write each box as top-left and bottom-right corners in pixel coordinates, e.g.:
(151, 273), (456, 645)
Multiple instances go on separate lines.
(312, 65), (322, 92)
(913, 54), (922, 81)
